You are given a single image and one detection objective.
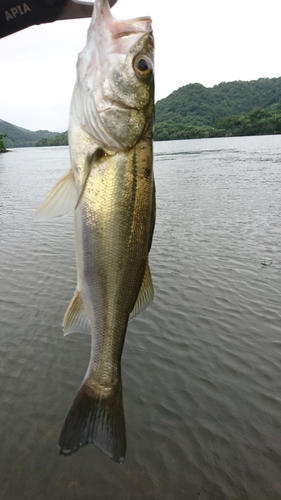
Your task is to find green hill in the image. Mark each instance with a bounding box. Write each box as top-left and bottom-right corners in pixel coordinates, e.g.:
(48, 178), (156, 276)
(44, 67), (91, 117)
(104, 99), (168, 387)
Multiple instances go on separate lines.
(155, 77), (281, 140)
(0, 119), (64, 148)
(1, 77), (281, 147)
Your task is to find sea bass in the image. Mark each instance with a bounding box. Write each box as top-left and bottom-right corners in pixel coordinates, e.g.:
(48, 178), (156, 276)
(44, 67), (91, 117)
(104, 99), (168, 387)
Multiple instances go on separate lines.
(36, 0), (155, 463)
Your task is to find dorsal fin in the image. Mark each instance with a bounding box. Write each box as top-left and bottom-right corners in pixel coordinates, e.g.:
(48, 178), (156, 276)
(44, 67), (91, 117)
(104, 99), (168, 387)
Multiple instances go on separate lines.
(129, 261), (154, 321)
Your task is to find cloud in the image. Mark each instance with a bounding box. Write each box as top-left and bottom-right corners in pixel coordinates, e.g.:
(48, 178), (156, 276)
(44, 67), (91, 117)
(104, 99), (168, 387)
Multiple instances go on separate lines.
(1, 0), (280, 131)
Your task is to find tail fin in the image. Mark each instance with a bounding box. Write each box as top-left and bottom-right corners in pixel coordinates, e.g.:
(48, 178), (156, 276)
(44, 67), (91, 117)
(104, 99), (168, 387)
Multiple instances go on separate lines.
(58, 380), (126, 463)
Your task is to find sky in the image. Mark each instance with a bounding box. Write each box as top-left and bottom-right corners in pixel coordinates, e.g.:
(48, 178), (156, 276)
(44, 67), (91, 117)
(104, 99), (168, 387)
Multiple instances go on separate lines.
(1, 0), (280, 132)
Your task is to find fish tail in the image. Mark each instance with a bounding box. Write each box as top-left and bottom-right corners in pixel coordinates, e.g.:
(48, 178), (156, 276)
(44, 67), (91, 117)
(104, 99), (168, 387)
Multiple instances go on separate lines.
(58, 379), (126, 463)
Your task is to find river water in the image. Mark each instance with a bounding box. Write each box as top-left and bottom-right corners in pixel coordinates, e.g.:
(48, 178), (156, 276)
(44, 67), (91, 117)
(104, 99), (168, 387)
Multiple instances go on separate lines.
(0, 136), (280, 499)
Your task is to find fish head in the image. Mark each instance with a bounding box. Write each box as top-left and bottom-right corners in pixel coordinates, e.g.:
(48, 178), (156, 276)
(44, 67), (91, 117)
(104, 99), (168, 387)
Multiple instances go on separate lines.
(71, 0), (154, 152)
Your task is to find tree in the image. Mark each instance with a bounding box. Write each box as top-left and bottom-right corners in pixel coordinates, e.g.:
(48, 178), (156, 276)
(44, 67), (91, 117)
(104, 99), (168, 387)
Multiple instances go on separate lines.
(34, 134), (68, 147)
(0, 133), (6, 151)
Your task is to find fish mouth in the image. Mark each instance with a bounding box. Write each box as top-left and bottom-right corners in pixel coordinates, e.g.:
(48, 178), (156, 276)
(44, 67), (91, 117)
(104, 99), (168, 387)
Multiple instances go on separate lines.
(113, 17), (152, 40)
(101, 99), (132, 112)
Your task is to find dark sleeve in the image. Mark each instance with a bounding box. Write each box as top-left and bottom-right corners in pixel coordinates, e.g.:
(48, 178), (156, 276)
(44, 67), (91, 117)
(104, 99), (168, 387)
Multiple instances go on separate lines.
(0, 0), (68, 39)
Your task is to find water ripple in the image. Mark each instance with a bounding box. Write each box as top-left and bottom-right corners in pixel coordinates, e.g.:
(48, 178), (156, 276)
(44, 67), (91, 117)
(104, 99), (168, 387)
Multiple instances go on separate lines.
(1, 139), (281, 499)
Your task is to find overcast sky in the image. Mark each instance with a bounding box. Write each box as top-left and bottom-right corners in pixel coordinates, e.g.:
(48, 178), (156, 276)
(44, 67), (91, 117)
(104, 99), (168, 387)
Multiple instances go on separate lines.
(1, 0), (280, 132)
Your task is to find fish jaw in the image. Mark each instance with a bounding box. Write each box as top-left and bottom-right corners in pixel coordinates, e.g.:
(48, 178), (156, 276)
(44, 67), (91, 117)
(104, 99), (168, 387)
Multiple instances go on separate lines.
(70, 0), (154, 152)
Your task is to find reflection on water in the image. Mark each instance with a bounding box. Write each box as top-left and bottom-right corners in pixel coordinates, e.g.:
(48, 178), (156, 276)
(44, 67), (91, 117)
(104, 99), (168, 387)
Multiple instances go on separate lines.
(0, 137), (281, 499)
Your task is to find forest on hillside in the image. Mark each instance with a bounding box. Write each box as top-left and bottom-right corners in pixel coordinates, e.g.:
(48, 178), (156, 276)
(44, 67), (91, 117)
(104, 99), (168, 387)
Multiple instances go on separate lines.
(0, 119), (62, 148)
(154, 77), (281, 140)
(1, 77), (280, 148)
(35, 134), (68, 147)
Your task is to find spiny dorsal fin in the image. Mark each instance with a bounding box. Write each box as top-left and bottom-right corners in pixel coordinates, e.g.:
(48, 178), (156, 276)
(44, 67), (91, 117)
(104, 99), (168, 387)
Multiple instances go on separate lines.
(129, 261), (154, 321)
(35, 169), (76, 220)
(63, 290), (91, 336)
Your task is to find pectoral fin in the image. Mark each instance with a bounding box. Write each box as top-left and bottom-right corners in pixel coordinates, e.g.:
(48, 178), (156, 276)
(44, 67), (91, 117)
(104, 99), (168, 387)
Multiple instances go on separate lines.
(36, 169), (76, 220)
(129, 261), (154, 321)
(63, 290), (91, 336)
(75, 148), (104, 209)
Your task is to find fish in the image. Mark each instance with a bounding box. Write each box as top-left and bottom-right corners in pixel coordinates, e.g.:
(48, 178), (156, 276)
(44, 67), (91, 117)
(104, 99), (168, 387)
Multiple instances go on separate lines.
(36, 0), (155, 463)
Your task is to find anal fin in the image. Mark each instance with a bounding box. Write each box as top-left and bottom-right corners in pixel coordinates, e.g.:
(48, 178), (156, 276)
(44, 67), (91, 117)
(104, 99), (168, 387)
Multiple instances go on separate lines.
(63, 289), (91, 335)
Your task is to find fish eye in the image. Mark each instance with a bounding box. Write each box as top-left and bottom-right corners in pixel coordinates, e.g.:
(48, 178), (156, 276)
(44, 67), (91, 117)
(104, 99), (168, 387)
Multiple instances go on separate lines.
(138, 58), (149, 72)
(133, 55), (152, 78)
